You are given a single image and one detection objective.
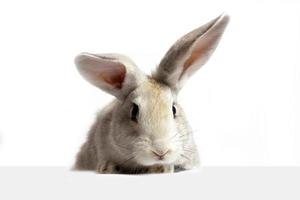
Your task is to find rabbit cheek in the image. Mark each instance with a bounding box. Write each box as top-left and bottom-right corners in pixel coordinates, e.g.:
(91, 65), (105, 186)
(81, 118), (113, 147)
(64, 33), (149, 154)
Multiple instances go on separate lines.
(134, 152), (156, 166)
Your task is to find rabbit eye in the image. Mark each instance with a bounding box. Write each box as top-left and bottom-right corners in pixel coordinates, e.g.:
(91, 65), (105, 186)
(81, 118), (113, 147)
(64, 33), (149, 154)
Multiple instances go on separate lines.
(131, 103), (139, 122)
(172, 105), (176, 118)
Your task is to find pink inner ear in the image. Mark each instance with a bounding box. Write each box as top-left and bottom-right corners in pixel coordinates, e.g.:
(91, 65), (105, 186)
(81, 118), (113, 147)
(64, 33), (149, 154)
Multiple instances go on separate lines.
(97, 62), (126, 89)
(183, 47), (204, 71)
(180, 48), (204, 80)
(180, 35), (215, 80)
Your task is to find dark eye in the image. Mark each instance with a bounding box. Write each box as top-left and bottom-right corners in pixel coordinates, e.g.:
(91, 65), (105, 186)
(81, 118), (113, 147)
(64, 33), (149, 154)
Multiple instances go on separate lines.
(172, 105), (176, 118)
(131, 103), (139, 122)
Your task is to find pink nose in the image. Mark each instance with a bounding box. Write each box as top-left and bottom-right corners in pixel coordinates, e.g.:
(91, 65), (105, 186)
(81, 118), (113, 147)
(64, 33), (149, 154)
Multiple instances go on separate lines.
(152, 150), (170, 160)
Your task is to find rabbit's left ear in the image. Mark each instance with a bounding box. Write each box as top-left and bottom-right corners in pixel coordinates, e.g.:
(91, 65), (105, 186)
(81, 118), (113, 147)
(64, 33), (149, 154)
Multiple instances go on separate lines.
(75, 53), (146, 99)
(153, 14), (230, 92)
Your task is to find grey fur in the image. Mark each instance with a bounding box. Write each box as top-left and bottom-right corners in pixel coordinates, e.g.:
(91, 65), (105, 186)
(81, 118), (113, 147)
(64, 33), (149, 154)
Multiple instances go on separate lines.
(74, 14), (230, 174)
(74, 97), (199, 173)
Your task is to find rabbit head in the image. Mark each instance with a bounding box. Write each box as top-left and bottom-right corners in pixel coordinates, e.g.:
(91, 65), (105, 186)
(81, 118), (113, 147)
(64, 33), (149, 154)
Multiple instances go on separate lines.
(75, 14), (229, 167)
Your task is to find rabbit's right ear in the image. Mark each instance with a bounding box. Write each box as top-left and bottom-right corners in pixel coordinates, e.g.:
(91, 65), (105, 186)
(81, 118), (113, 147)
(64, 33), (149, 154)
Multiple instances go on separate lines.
(75, 53), (146, 99)
(153, 14), (229, 92)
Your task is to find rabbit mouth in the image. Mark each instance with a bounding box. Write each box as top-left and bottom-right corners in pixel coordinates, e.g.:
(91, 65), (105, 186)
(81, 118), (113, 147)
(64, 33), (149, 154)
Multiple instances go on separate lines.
(134, 152), (178, 166)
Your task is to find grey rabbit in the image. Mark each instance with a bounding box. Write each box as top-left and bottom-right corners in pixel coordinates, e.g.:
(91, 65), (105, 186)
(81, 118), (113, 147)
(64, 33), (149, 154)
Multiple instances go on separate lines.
(74, 14), (229, 174)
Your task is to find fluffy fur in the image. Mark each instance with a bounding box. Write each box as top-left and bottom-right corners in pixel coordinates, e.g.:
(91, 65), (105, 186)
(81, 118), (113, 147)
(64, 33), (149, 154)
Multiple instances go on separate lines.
(74, 14), (229, 174)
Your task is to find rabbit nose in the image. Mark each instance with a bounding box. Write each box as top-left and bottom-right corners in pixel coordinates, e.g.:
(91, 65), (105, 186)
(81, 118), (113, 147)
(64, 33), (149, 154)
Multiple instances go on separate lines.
(151, 149), (170, 160)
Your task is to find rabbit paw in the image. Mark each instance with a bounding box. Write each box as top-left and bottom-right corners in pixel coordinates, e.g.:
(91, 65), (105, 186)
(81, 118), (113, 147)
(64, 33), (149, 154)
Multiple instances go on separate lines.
(148, 165), (174, 174)
(96, 162), (116, 174)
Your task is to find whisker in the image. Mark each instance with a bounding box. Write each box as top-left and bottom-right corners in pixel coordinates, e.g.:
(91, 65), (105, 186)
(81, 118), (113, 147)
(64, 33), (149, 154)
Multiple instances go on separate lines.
(172, 137), (190, 143)
(114, 143), (131, 150)
(169, 132), (180, 141)
(120, 153), (136, 166)
(182, 130), (200, 135)
(171, 130), (199, 141)
(183, 148), (196, 153)
(178, 134), (188, 138)
(180, 154), (191, 161)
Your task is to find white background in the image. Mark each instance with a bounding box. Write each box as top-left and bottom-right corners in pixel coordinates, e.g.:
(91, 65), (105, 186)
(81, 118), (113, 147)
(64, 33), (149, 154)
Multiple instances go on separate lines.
(0, 0), (299, 166)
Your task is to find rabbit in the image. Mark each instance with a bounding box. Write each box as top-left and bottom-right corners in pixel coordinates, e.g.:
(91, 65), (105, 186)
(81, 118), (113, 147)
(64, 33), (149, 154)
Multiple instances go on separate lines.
(74, 14), (229, 174)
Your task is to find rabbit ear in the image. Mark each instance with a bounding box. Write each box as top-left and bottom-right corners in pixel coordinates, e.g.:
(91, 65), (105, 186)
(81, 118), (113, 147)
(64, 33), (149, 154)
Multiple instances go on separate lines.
(153, 14), (230, 92)
(75, 53), (146, 99)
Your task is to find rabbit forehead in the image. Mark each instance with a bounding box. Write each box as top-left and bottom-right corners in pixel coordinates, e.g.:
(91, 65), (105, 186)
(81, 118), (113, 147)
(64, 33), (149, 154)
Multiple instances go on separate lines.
(132, 78), (177, 138)
(134, 78), (174, 106)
